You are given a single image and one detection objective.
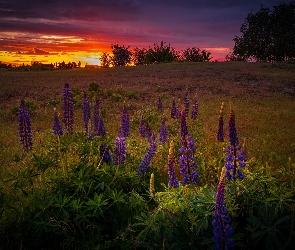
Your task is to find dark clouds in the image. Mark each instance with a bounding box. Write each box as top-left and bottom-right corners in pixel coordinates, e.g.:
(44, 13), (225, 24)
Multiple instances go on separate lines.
(0, 0), (291, 59)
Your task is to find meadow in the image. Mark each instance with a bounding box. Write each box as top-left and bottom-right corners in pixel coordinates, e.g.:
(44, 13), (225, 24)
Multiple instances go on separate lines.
(0, 61), (295, 249)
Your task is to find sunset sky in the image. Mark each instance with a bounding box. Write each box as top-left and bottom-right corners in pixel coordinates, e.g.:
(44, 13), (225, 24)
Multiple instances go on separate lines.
(0, 0), (288, 66)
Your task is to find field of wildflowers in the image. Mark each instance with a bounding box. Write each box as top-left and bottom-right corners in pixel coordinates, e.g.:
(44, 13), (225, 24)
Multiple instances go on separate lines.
(0, 62), (295, 249)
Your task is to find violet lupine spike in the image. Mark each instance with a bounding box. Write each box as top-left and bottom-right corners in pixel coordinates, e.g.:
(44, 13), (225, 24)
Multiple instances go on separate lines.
(179, 134), (199, 184)
(18, 99), (33, 152)
(167, 141), (179, 188)
(52, 109), (63, 136)
(157, 97), (163, 111)
(146, 123), (153, 142)
(137, 133), (157, 176)
(100, 144), (112, 164)
(113, 137), (127, 165)
(170, 99), (177, 119)
(228, 103), (238, 146)
(63, 83), (74, 134)
(176, 103), (181, 118)
(179, 106), (188, 144)
(212, 167), (235, 250)
(120, 103), (130, 137)
(94, 109), (106, 136)
(191, 96), (199, 120)
(183, 89), (190, 117)
(159, 116), (168, 144)
(82, 91), (91, 134)
(98, 115), (106, 136)
(224, 104), (246, 180)
(139, 115), (146, 138)
(216, 102), (224, 142)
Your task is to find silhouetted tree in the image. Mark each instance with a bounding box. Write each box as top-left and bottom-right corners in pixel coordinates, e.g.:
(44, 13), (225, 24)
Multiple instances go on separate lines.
(229, 2), (295, 62)
(181, 47), (212, 62)
(100, 52), (111, 67)
(145, 41), (178, 64)
(111, 44), (132, 67)
(132, 47), (147, 65)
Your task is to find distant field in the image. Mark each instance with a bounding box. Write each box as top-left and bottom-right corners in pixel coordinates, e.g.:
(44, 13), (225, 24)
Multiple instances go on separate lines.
(0, 61), (295, 169)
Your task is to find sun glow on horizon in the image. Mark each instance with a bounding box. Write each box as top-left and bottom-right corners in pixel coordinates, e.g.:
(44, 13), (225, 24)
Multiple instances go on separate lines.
(0, 50), (103, 67)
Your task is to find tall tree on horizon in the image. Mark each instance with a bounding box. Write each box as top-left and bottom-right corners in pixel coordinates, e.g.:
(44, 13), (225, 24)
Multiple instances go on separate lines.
(228, 2), (295, 62)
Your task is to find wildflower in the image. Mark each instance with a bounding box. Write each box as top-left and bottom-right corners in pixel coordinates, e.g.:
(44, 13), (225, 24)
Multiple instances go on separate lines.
(146, 123), (152, 142)
(88, 130), (94, 141)
(159, 116), (168, 144)
(216, 102), (224, 142)
(224, 104), (246, 180)
(139, 115), (146, 137)
(183, 89), (190, 117)
(157, 97), (163, 111)
(167, 141), (179, 188)
(171, 99), (177, 118)
(191, 95), (199, 120)
(212, 167), (235, 249)
(94, 113), (106, 136)
(63, 83), (74, 134)
(179, 106), (188, 144)
(52, 109), (63, 136)
(228, 103), (238, 146)
(120, 103), (130, 137)
(100, 144), (112, 164)
(137, 133), (157, 176)
(150, 173), (155, 196)
(176, 104), (181, 118)
(179, 134), (199, 184)
(18, 99), (33, 152)
(82, 91), (91, 134)
(113, 137), (126, 165)
(93, 98), (106, 136)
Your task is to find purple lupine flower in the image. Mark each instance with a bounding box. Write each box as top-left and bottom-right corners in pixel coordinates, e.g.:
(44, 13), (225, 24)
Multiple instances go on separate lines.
(120, 103), (130, 137)
(167, 141), (179, 188)
(216, 103), (224, 142)
(113, 137), (127, 165)
(157, 97), (163, 111)
(159, 116), (168, 144)
(183, 90), (190, 117)
(63, 83), (74, 134)
(18, 99), (33, 152)
(176, 104), (181, 118)
(191, 96), (199, 120)
(146, 123), (153, 142)
(171, 99), (177, 119)
(224, 104), (246, 180)
(179, 106), (188, 144)
(52, 109), (63, 136)
(98, 115), (106, 136)
(212, 167), (235, 249)
(228, 104), (238, 146)
(82, 91), (91, 134)
(88, 131), (94, 141)
(139, 115), (146, 138)
(137, 133), (157, 176)
(100, 144), (112, 164)
(95, 114), (106, 136)
(179, 134), (199, 184)
(93, 98), (106, 136)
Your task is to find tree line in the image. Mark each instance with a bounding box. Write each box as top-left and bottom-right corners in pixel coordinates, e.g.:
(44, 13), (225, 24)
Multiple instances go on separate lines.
(99, 41), (212, 67)
(227, 1), (295, 62)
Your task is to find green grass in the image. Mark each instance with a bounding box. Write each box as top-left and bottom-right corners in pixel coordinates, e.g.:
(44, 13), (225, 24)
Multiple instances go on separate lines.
(1, 61), (294, 169)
